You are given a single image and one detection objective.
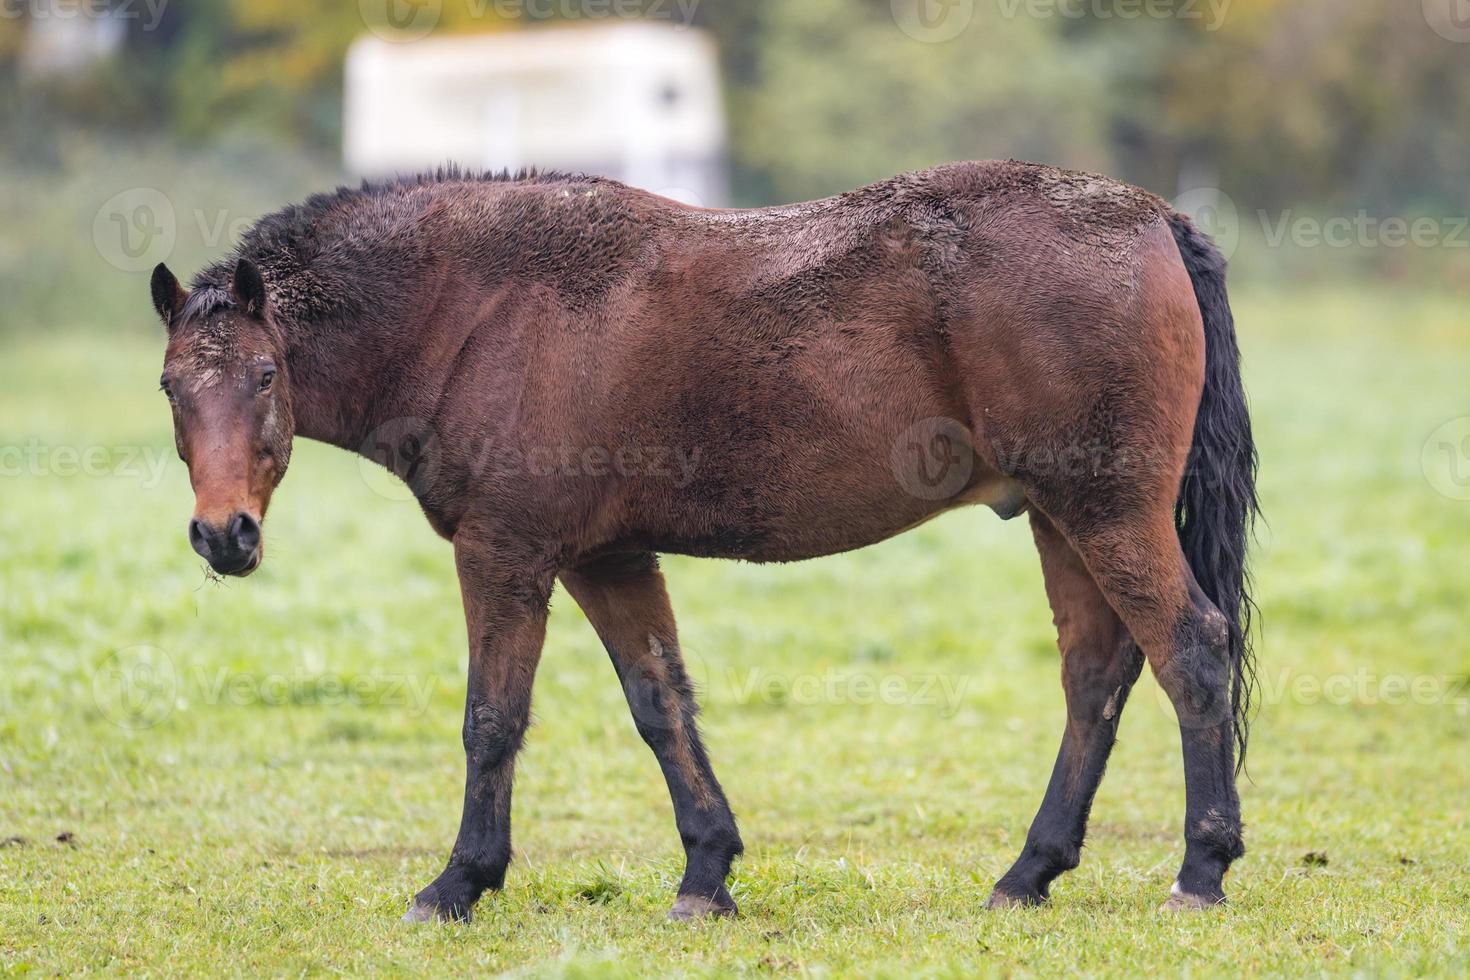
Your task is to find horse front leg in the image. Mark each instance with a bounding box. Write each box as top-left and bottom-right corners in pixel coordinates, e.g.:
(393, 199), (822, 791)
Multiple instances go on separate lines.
(404, 531), (553, 923)
(560, 552), (744, 920)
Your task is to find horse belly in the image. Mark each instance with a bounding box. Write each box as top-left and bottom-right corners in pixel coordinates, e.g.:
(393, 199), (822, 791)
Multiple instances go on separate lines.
(625, 429), (1023, 564)
(746, 468), (1025, 562)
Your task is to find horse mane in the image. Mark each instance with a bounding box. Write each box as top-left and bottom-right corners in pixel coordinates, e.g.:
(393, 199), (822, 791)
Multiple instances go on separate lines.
(178, 285), (237, 324)
(360, 164), (604, 196)
(185, 165), (612, 320)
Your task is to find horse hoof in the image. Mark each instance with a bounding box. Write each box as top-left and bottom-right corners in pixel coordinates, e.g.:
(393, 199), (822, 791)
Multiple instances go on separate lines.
(402, 902), (438, 924)
(986, 889), (1042, 910)
(668, 892), (737, 921)
(402, 901), (471, 924)
(1160, 883), (1224, 912)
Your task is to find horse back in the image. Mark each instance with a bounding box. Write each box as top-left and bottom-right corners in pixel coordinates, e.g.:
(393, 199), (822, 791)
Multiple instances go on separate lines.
(438, 162), (1194, 563)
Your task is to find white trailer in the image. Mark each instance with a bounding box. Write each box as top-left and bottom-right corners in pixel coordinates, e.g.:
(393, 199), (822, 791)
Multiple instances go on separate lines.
(344, 22), (727, 207)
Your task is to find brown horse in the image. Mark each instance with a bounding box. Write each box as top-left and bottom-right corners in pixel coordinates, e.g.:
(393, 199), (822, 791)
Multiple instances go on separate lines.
(148, 160), (1258, 922)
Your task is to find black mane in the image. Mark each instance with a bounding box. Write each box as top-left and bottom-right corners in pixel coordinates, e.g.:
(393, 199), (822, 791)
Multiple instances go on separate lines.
(185, 165), (610, 320)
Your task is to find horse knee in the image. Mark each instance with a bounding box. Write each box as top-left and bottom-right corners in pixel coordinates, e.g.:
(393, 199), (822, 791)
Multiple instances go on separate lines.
(463, 696), (526, 768)
(623, 646), (697, 744)
(1151, 604), (1233, 729)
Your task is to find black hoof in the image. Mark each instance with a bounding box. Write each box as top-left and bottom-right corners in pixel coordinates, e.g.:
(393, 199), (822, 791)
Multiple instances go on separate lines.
(402, 899), (472, 924)
(1160, 882), (1225, 911)
(669, 888), (737, 921)
(401, 901), (445, 924)
(986, 888), (1045, 910)
(403, 881), (476, 924)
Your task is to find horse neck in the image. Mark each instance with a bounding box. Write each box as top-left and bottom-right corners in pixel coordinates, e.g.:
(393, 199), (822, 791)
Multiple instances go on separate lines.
(279, 300), (440, 457)
(265, 184), (508, 455)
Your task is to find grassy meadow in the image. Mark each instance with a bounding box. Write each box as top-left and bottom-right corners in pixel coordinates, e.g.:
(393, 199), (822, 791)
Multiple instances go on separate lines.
(1, 284), (1468, 976)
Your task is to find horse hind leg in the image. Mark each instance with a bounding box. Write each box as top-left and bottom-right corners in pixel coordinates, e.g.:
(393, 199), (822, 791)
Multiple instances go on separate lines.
(1039, 502), (1245, 909)
(989, 511), (1145, 907)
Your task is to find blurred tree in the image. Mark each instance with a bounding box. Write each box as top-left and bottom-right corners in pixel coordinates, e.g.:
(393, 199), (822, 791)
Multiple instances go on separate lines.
(1181, 0), (1470, 212)
(718, 0), (1114, 203)
(0, 0), (518, 150)
(0, 0), (1465, 213)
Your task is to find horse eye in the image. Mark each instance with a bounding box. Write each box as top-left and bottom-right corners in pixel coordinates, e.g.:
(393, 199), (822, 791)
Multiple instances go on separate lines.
(160, 379), (176, 402)
(258, 369), (276, 393)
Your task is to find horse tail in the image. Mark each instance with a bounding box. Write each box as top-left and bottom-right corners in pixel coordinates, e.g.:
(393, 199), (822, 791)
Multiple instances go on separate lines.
(1167, 211), (1261, 772)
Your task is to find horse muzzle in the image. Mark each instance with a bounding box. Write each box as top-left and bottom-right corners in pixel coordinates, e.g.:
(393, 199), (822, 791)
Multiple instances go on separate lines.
(188, 511), (263, 576)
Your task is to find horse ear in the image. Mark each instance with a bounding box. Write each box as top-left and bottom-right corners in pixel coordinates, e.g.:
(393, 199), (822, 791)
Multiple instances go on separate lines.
(231, 258), (268, 318)
(150, 263), (188, 328)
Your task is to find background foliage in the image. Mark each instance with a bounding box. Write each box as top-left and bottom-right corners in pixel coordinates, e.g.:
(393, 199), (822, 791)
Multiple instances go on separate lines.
(4, 0), (1467, 339)
(3, 0), (1468, 211)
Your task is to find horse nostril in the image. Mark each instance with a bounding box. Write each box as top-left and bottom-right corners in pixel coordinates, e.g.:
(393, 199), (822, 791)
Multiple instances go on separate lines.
(230, 512), (261, 554)
(188, 518), (213, 559)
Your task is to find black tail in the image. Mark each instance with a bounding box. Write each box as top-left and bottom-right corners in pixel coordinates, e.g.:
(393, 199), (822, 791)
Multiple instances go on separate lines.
(1167, 212), (1261, 772)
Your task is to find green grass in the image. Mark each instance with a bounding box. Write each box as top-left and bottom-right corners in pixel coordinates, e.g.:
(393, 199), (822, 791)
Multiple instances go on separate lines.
(2, 285), (1468, 977)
